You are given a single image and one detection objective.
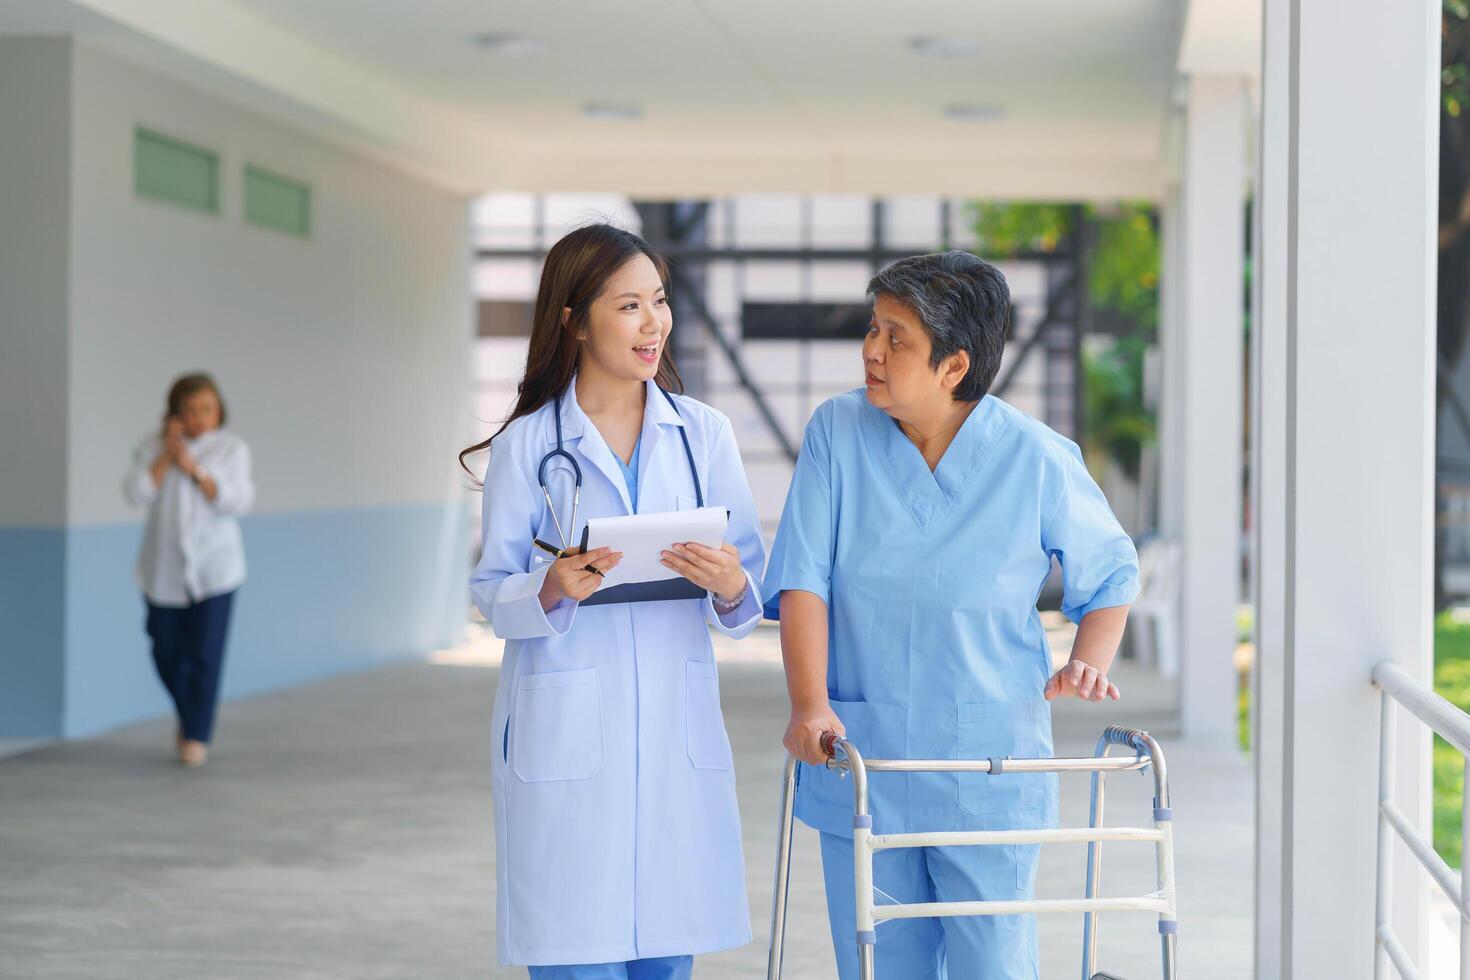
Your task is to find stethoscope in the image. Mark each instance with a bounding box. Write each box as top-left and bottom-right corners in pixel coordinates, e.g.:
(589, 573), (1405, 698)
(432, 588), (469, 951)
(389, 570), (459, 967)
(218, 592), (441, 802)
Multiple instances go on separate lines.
(537, 386), (704, 551)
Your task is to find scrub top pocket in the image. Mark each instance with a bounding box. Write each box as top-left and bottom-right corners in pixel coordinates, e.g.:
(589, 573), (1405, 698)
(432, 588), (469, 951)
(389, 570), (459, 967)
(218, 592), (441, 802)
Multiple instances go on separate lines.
(957, 699), (1050, 819)
(686, 660), (734, 770)
(512, 667), (604, 782)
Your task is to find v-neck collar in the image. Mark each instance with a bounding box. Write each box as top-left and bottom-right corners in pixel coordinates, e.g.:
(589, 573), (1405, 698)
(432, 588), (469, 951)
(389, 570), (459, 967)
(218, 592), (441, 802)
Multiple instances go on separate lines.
(548, 377), (686, 517)
(860, 393), (1013, 531)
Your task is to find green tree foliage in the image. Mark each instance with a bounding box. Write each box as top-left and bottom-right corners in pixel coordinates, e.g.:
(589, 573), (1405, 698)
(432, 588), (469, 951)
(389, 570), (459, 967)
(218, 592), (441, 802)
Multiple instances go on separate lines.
(969, 202), (1159, 479)
(1091, 206), (1159, 332)
(968, 202), (1073, 258)
(1448, 2), (1470, 119)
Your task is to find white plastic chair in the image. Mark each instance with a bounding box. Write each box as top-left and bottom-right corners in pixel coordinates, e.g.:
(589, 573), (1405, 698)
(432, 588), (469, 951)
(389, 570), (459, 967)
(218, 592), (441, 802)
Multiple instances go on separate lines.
(1129, 538), (1180, 678)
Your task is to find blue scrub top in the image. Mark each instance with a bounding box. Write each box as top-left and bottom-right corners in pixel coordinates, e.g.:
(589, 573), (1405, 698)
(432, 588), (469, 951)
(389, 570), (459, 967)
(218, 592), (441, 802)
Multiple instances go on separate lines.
(762, 390), (1140, 838)
(615, 435), (641, 513)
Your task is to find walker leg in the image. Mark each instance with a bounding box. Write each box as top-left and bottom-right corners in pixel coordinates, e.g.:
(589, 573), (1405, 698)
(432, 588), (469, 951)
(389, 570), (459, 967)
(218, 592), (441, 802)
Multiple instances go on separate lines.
(1161, 931), (1177, 980)
(1149, 732), (1177, 980)
(855, 819), (875, 980)
(843, 739), (875, 980)
(1082, 735), (1111, 979)
(766, 755), (799, 980)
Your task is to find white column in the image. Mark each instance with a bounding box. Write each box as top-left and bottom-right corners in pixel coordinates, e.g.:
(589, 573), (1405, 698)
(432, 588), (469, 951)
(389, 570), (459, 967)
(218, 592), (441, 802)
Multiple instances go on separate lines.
(1151, 182), (1185, 681)
(1178, 74), (1248, 744)
(1157, 184), (1184, 547)
(1252, 0), (1287, 969)
(0, 38), (72, 738)
(1258, 1), (1436, 975)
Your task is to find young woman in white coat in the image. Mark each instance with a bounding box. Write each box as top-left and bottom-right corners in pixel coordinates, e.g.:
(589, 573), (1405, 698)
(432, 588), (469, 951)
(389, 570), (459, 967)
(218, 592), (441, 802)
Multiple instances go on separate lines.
(461, 224), (766, 980)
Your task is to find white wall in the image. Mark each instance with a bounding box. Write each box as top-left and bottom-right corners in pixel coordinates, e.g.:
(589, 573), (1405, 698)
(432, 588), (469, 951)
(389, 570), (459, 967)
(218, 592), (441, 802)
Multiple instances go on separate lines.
(68, 40), (473, 525)
(0, 36), (477, 737)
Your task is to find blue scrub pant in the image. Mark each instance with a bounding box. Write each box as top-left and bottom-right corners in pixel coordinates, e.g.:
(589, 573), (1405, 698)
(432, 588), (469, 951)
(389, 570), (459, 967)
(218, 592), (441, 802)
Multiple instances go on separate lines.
(145, 590), (235, 743)
(528, 956), (692, 980)
(819, 832), (1039, 980)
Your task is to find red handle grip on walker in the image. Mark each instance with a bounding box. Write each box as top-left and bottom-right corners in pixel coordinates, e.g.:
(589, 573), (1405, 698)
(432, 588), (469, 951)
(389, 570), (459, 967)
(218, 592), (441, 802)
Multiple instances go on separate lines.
(819, 731), (840, 757)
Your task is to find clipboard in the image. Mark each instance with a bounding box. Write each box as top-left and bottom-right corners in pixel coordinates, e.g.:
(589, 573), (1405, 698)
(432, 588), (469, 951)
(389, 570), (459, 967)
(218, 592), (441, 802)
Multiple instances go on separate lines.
(577, 506), (731, 606)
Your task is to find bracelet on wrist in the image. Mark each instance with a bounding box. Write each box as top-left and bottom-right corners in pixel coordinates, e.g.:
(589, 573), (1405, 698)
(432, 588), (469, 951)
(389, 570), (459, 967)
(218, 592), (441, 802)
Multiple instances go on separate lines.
(713, 580), (748, 611)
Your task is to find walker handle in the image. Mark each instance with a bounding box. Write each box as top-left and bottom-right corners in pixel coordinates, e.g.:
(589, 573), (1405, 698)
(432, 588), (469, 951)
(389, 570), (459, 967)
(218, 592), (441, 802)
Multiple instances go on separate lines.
(1101, 725), (1151, 753)
(819, 731), (840, 758)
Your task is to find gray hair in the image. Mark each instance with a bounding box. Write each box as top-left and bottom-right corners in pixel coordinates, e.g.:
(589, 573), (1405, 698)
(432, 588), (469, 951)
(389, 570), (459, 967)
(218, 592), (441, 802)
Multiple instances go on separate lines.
(867, 250), (1010, 401)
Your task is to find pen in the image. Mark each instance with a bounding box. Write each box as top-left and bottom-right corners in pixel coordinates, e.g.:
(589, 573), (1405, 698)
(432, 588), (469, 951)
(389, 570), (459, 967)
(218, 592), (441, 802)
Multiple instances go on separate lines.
(534, 538), (604, 577)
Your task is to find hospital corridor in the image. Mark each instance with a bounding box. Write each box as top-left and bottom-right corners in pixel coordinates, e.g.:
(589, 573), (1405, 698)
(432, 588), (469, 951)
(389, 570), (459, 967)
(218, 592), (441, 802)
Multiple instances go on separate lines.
(0, 624), (1250, 979)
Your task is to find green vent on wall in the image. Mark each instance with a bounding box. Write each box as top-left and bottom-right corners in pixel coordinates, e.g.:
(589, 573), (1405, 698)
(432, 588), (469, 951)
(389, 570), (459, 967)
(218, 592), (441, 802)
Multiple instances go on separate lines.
(133, 128), (219, 214)
(244, 165), (311, 238)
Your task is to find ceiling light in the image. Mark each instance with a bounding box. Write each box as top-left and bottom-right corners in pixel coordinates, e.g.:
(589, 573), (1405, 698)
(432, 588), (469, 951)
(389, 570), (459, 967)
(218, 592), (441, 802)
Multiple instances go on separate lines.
(472, 33), (550, 57)
(909, 36), (980, 58)
(583, 101), (644, 121)
(943, 103), (1004, 123)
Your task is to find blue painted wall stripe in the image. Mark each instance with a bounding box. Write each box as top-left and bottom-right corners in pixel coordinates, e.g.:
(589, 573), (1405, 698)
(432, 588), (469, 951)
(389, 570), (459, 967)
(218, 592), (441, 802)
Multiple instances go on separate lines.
(5, 501), (467, 739)
(0, 528), (66, 737)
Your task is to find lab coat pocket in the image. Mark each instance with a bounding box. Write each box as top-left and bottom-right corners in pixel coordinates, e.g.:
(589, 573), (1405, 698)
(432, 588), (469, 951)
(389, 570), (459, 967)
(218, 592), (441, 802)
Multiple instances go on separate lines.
(676, 494), (699, 511)
(512, 667), (604, 782)
(957, 699), (1050, 819)
(686, 660), (734, 770)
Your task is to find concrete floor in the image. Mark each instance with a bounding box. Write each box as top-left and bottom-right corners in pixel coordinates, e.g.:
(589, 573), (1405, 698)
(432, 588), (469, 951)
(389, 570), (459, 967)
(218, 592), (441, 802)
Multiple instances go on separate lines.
(0, 624), (1253, 979)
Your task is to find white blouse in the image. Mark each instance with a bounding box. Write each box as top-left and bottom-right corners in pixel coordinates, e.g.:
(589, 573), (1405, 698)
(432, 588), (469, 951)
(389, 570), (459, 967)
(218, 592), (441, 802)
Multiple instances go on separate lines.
(123, 429), (255, 607)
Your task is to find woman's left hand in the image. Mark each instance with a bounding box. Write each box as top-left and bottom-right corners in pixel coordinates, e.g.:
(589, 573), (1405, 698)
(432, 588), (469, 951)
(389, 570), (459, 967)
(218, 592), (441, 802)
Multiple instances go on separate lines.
(660, 542), (747, 604)
(1044, 658), (1120, 702)
(174, 445), (198, 478)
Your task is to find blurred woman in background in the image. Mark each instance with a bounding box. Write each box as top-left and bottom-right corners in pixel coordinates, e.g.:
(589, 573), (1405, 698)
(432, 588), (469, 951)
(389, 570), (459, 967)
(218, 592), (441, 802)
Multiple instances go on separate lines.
(123, 373), (254, 768)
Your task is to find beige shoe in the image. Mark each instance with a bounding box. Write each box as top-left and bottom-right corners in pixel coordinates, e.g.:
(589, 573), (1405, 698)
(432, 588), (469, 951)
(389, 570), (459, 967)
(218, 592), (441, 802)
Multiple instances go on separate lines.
(179, 740), (208, 768)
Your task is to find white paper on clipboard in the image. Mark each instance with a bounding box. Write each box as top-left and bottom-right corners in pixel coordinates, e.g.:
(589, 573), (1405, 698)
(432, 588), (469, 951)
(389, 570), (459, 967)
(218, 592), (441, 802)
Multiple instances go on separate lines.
(582, 506), (729, 591)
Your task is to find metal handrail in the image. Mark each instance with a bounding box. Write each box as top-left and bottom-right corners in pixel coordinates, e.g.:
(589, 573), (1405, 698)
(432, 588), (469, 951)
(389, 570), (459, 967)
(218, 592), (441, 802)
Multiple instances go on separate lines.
(1371, 659), (1470, 980)
(1374, 661), (1470, 757)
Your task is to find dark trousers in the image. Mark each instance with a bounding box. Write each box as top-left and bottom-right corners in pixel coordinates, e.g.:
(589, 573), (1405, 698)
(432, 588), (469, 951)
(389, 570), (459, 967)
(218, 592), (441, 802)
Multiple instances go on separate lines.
(145, 590), (236, 743)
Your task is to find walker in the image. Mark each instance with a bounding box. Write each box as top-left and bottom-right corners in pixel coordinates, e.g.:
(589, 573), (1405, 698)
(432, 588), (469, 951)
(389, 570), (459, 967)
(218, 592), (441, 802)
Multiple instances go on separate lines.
(766, 725), (1178, 980)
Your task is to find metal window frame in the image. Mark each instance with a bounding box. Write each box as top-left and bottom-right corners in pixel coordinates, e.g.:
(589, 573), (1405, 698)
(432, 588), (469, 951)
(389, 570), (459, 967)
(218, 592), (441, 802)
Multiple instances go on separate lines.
(475, 196), (1090, 462)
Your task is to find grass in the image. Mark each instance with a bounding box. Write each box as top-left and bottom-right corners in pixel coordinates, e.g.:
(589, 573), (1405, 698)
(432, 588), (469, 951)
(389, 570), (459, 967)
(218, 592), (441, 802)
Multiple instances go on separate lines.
(1238, 682), (1250, 754)
(1233, 609), (1466, 866)
(1435, 611), (1470, 868)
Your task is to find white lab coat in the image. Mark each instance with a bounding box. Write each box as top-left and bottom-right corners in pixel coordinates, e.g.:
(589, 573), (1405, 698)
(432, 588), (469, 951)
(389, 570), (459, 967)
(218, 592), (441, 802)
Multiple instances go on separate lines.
(470, 379), (765, 966)
(123, 429), (254, 606)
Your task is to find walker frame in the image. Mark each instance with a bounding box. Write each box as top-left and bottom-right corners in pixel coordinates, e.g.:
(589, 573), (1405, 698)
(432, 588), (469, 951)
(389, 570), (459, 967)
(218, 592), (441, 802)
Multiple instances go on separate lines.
(765, 725), (1179, 980)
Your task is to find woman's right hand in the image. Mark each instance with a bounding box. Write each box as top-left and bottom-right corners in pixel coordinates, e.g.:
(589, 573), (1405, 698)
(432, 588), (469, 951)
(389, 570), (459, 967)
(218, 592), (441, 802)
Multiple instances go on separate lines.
(783, 701), (845, 765)
(538, 547), (622, 611)
(161, 416), (185, 458)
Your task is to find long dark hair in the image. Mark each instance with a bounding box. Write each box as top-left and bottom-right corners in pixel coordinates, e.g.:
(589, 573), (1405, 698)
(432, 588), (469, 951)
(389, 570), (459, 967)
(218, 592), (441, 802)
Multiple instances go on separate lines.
(459, 223), (683, 485)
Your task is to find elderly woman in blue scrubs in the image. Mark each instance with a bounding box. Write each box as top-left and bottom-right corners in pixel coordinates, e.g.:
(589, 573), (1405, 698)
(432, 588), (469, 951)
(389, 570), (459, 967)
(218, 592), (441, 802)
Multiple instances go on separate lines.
(763, 251), (1138, 979)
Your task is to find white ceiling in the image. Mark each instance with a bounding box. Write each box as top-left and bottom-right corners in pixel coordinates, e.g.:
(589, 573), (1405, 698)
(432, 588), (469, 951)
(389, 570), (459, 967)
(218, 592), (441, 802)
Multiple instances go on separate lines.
(0, 0), (1260, 199)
